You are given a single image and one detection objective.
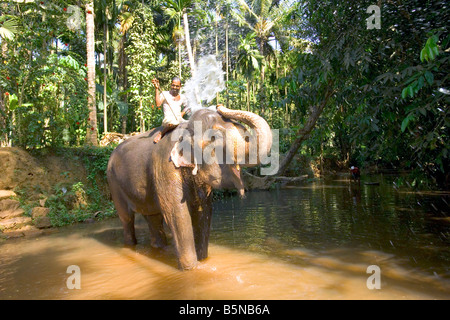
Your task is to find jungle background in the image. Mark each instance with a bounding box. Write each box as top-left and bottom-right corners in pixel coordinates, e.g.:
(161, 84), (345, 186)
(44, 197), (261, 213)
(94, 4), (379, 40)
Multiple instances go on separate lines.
(0, 0), (448, 228)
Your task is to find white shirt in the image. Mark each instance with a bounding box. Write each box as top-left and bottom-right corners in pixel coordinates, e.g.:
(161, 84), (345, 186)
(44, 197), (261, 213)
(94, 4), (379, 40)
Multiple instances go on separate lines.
(161, 91), (189, 126)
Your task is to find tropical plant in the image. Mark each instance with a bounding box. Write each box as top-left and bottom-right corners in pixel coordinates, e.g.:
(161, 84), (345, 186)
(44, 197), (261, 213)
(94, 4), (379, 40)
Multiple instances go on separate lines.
(236, 32), (262, 111)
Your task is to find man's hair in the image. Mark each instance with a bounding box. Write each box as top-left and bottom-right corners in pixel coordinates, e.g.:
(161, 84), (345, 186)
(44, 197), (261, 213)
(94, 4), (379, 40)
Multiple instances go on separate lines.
(171, 76), (182, 84)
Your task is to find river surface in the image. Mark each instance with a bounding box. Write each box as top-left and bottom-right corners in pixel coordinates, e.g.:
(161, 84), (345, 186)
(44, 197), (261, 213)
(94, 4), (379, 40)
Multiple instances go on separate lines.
(0, 175), (449, 299)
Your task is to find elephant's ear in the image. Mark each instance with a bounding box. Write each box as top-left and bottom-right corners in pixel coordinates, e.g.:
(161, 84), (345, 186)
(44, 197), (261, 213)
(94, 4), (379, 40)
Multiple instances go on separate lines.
(170, 141), (198, 175)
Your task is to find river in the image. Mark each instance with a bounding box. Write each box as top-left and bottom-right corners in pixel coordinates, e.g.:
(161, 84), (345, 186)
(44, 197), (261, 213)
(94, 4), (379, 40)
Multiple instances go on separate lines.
(0, 174), (449, 299)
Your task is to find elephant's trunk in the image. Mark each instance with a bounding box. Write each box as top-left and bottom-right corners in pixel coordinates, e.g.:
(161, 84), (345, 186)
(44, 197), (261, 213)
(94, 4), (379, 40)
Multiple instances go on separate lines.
(217, 105), (272, 166)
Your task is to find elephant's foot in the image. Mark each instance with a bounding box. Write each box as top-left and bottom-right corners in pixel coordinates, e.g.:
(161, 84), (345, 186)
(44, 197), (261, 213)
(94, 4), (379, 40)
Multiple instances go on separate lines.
(177, 251), (199, 271)
(178, 259), (198, 271)
(150, 235), (167, 249)
(123, 232), (137, 247)
(196, 248), (208, 261)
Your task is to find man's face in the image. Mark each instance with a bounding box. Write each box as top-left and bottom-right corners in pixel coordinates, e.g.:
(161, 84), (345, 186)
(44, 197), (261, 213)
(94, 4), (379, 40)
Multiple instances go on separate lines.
(170, 80), (181, 95)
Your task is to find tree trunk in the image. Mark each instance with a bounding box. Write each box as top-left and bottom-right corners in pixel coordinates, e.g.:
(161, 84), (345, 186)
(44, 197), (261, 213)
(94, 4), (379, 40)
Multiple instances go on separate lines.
(215, 9), (219, 102)
(139, 96), (144, 133)
(225, 21), (229, 108)
(276, 83), (334, 176)
(0, 41), (8, 146)
(183, 12), (195, 76)
(119, 33), (128, 134)
(85, 1), (98, 146)
(246, 82), (250, 111)
(103, 20), (108, 135)
(259, 37), (265, 115)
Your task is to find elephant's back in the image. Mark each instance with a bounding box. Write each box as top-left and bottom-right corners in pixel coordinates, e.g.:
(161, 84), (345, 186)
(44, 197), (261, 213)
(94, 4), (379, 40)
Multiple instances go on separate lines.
(107, 128), (160, 179)
(107, 128), (162, 208)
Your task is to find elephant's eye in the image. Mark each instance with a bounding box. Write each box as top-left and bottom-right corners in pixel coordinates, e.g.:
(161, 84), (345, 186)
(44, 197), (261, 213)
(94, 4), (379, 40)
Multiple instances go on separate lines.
(179, 136), (184, 142)
(210, 136), (216, 142)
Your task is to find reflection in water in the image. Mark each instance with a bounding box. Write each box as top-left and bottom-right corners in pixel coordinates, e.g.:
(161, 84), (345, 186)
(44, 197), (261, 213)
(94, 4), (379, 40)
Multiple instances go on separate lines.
(0, 175), (449, 299)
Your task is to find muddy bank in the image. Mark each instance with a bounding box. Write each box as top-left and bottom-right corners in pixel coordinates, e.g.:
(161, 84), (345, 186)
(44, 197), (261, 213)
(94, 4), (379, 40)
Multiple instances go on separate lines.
(0, 147), (113, 239)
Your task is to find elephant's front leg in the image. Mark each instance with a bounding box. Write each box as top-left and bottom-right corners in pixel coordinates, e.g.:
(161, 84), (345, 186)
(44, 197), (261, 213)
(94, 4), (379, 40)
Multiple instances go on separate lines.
(162, 203), (198, 270)
(191, 203), (213, 261)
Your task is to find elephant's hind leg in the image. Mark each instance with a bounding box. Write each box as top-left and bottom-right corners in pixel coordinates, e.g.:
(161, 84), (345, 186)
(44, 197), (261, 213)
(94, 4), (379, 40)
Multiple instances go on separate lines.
(111, 189), (137, 246)
(142, 214), (167, 248)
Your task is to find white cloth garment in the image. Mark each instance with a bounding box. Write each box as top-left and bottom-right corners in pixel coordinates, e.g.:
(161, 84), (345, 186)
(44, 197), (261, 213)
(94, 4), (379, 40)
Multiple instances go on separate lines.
(161, 91), (189, 126)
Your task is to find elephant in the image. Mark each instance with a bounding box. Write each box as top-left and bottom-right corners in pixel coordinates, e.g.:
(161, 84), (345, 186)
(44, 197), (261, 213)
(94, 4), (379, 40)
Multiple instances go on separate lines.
(106, 105), (272, 270)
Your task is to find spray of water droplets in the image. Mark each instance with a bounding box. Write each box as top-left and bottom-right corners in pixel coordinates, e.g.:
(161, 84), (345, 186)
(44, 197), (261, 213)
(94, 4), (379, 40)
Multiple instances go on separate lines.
(182, 55), (225, 113)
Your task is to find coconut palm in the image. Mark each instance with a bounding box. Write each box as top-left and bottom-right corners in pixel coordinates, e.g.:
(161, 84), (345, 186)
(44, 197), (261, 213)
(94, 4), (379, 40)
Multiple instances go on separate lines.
(231, 0), (297, 110)
(95, 0), (121, 135)
(236, 32), (263, 111)
(161, 0), (197, 77)
(85, 1), (97, 146)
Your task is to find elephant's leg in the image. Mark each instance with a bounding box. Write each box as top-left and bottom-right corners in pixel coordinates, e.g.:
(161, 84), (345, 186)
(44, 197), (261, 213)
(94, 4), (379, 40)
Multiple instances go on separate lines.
(121, 214), (137, 246)
(111, 189), (137, 246)
(142, 214), (167, 248)
(162, 205), (198, 270)
(118, 209), (137, 246)
(191, 205), (213, 261)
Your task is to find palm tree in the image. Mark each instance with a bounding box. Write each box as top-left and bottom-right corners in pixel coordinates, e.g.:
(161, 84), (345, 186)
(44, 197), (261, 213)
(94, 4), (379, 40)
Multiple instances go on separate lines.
(236, 33), (263, 111)
(85, 1), (97, 146)
(96, 0), (120, 135)
(117, 1), (134, 134)
(161, 0), (196, 77)
(231, 0), (296, 111)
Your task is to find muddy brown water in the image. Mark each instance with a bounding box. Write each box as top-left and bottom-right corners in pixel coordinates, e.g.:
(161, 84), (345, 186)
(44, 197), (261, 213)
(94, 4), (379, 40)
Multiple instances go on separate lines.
(1, 175), (449, 299)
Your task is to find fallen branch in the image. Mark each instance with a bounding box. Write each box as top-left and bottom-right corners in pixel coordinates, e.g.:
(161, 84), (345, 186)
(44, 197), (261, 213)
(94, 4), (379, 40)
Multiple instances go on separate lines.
(243, 171), (309, 190)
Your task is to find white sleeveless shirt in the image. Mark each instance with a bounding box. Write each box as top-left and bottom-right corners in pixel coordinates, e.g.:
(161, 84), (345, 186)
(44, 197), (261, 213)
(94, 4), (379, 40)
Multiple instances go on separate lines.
(161, 91), (189, 126)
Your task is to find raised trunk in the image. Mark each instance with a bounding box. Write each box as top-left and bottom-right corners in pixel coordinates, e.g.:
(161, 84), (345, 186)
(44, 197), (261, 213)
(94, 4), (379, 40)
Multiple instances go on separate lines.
(216, 106), (272, 166)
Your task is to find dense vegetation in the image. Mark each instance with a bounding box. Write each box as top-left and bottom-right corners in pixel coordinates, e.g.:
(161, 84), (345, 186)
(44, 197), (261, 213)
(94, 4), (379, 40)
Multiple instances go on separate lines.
(0, 0), (448, 189)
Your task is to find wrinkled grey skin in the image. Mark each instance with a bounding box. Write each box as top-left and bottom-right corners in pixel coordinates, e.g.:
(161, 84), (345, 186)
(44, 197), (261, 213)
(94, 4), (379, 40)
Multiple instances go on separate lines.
(106, 106), (272, 270)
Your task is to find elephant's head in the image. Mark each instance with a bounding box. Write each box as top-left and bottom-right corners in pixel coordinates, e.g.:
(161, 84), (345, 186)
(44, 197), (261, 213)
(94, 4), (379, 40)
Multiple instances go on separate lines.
(170, 106), (272, 197)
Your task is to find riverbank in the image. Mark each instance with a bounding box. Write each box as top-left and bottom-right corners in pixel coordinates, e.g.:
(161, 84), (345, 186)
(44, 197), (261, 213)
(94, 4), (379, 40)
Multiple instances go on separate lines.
(0, 147), (446, 240)
(0, 147), (114, 239)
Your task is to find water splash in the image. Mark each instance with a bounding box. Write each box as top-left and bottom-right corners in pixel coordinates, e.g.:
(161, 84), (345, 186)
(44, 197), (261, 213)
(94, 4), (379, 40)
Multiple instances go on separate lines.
(182, 55), (225, 113)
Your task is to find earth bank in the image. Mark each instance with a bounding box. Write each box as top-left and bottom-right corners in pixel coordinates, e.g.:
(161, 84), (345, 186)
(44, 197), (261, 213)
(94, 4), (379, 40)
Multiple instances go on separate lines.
(0, 147), (113, 239)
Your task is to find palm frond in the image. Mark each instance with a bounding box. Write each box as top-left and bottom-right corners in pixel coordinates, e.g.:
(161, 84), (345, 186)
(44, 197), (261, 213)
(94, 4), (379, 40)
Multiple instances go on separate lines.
(0, 16), (19, 40)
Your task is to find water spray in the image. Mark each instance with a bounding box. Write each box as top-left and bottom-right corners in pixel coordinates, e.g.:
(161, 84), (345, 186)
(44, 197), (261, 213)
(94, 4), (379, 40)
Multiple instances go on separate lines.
(182, 55), (226, 114)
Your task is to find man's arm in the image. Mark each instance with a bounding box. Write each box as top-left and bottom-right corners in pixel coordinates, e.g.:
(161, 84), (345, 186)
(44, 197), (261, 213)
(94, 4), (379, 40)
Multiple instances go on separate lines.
(152, 79), (164, 107)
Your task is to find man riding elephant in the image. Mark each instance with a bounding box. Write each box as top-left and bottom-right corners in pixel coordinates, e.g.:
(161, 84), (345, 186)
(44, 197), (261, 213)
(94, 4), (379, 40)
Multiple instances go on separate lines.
(151, 77), (190, 144)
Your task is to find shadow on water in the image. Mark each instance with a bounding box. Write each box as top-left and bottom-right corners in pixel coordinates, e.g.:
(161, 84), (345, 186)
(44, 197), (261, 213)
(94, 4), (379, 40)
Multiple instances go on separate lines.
(0, 174), (449, 299)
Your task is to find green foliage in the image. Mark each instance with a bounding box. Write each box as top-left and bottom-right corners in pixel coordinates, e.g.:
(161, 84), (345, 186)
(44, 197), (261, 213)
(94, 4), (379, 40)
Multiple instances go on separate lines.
(46, 146), (116, 226)
(0, 0), (448, 189)
(125, 3), (164, 130)
(279, 0), (449, 188)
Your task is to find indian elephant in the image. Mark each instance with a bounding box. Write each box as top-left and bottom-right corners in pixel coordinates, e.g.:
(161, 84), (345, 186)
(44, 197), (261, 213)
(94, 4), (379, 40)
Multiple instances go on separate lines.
(106, 105), (272, 270)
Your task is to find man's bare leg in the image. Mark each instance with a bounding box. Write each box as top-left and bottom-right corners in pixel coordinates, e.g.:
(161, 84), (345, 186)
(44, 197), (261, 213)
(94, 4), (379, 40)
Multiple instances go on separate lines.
(154, 124), (177, 143)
